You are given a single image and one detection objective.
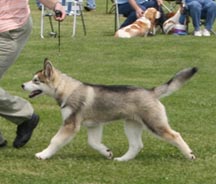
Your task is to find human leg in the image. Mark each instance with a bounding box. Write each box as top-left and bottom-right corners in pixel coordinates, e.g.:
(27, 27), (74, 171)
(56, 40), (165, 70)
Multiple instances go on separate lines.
(120, 11), (137, 28)
(0, 18), (39, 148)
(187, 1), (202, 31)
(202, 0), (216, 31)
(0, 18), (34, 123)
(0, 88), (34, 124)
(118, 3), (137, 28)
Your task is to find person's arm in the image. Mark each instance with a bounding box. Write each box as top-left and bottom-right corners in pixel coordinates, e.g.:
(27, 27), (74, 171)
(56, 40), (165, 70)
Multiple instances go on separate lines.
(39, 0), (66, 21)
(128, 0), (144, 18)
(157, 0), (163, 6)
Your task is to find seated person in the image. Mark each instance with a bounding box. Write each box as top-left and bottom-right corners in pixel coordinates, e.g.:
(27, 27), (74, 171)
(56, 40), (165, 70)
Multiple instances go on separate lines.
(182, 0), (216, 36)
(35, 0), (42, 10)
(117, 0), (165, 29)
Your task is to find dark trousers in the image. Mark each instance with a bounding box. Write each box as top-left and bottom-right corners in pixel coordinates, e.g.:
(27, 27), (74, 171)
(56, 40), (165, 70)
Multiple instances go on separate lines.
(118, 0), (165, 28)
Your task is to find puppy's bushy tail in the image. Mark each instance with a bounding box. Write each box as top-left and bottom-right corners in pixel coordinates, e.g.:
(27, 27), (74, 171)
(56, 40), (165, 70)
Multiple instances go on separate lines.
(153, 67), (198, 99)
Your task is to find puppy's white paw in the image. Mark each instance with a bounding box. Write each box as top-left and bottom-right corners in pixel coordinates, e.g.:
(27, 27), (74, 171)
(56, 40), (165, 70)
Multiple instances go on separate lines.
(114, 157), (128, 162)
(188, 152), (196, 160)
(184, 152), (196, 160)
(105, 149), (113, 160)
(35, 150), (51, 160)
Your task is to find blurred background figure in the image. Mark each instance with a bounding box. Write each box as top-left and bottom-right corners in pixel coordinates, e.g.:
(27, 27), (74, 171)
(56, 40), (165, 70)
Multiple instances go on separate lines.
(84, 0), (96, 11)
(36, 0), (42, 10)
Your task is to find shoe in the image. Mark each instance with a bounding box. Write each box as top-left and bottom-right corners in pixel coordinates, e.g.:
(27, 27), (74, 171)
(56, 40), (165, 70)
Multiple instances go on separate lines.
(0, 140), (7, 148)
(13, 114), (39, 148)
(194, 30), (202, 37)
(202, 29), (210, 37)
(38, 6), (42, 11)
(84, 6), (96, 12)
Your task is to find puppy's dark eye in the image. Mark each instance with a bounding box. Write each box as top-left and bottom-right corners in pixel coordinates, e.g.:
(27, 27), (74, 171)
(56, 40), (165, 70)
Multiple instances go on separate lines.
(33, 79), (39, 84)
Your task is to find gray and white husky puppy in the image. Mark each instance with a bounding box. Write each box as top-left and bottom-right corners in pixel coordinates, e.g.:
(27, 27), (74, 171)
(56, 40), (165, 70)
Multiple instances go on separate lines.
(22, 58), (197, 161)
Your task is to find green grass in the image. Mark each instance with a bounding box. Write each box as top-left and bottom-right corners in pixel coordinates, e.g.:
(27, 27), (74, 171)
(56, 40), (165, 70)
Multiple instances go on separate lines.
(0, 1), (216, 184)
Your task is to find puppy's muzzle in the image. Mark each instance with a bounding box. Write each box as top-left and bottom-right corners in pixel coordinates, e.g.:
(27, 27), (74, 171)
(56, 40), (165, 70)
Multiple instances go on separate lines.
(21, 84), (42, 98)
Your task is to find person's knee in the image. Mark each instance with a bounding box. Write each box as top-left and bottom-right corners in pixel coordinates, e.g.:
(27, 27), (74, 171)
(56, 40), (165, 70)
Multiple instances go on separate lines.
(207, 2), (216, 12)
(188, 1), (201, 11)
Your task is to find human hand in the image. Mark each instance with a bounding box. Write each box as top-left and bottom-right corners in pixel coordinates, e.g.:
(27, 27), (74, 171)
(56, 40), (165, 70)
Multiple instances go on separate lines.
(157, 0), (163, 6)
(136, 8), (144, 18)
(54, 2), (66, 21)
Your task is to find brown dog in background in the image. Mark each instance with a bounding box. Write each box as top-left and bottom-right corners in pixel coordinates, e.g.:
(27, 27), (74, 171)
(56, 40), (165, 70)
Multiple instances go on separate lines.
(115, 8), (161, 38)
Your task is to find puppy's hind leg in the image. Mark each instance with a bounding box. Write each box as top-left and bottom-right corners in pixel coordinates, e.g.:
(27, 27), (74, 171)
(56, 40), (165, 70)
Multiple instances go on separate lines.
(144, 103), (195, 160)
(114, 121), (144, 161)
(35, 122), (80, 160)
(155, 127), (196, 160)
(88, 124), (113, 159)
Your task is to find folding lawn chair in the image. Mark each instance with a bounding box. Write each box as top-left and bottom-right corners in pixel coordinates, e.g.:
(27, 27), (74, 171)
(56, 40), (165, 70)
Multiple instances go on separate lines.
(106, 0), (116, 14)
(40, 6), (57, 38)
(114, 0), (120, 32)
(163, 0), (179, 12)
(40, 0), (86, 38)
(104, 0), (126, 32)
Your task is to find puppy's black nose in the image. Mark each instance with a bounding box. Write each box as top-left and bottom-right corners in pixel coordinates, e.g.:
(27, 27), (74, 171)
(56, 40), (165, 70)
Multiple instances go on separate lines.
(21, 84), (24, 89)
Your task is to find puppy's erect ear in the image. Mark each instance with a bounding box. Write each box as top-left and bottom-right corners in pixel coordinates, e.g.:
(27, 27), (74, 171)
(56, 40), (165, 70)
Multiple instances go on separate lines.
(156, 11), (161, 19)
(43, 58), (54, 80)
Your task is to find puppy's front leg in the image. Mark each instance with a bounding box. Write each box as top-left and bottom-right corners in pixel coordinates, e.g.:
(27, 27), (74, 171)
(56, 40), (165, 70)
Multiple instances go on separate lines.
(88, 124), (113, 159)
(36, 122), (80, 160)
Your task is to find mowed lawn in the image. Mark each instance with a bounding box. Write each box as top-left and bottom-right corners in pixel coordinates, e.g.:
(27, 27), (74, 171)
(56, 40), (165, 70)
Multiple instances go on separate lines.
(0, 1), (216, 184)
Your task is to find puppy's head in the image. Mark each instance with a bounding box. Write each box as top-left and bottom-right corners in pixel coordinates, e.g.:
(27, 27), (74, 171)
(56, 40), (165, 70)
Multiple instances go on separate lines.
(143, 8), (161, 24)
(22, 58), (57, 98)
